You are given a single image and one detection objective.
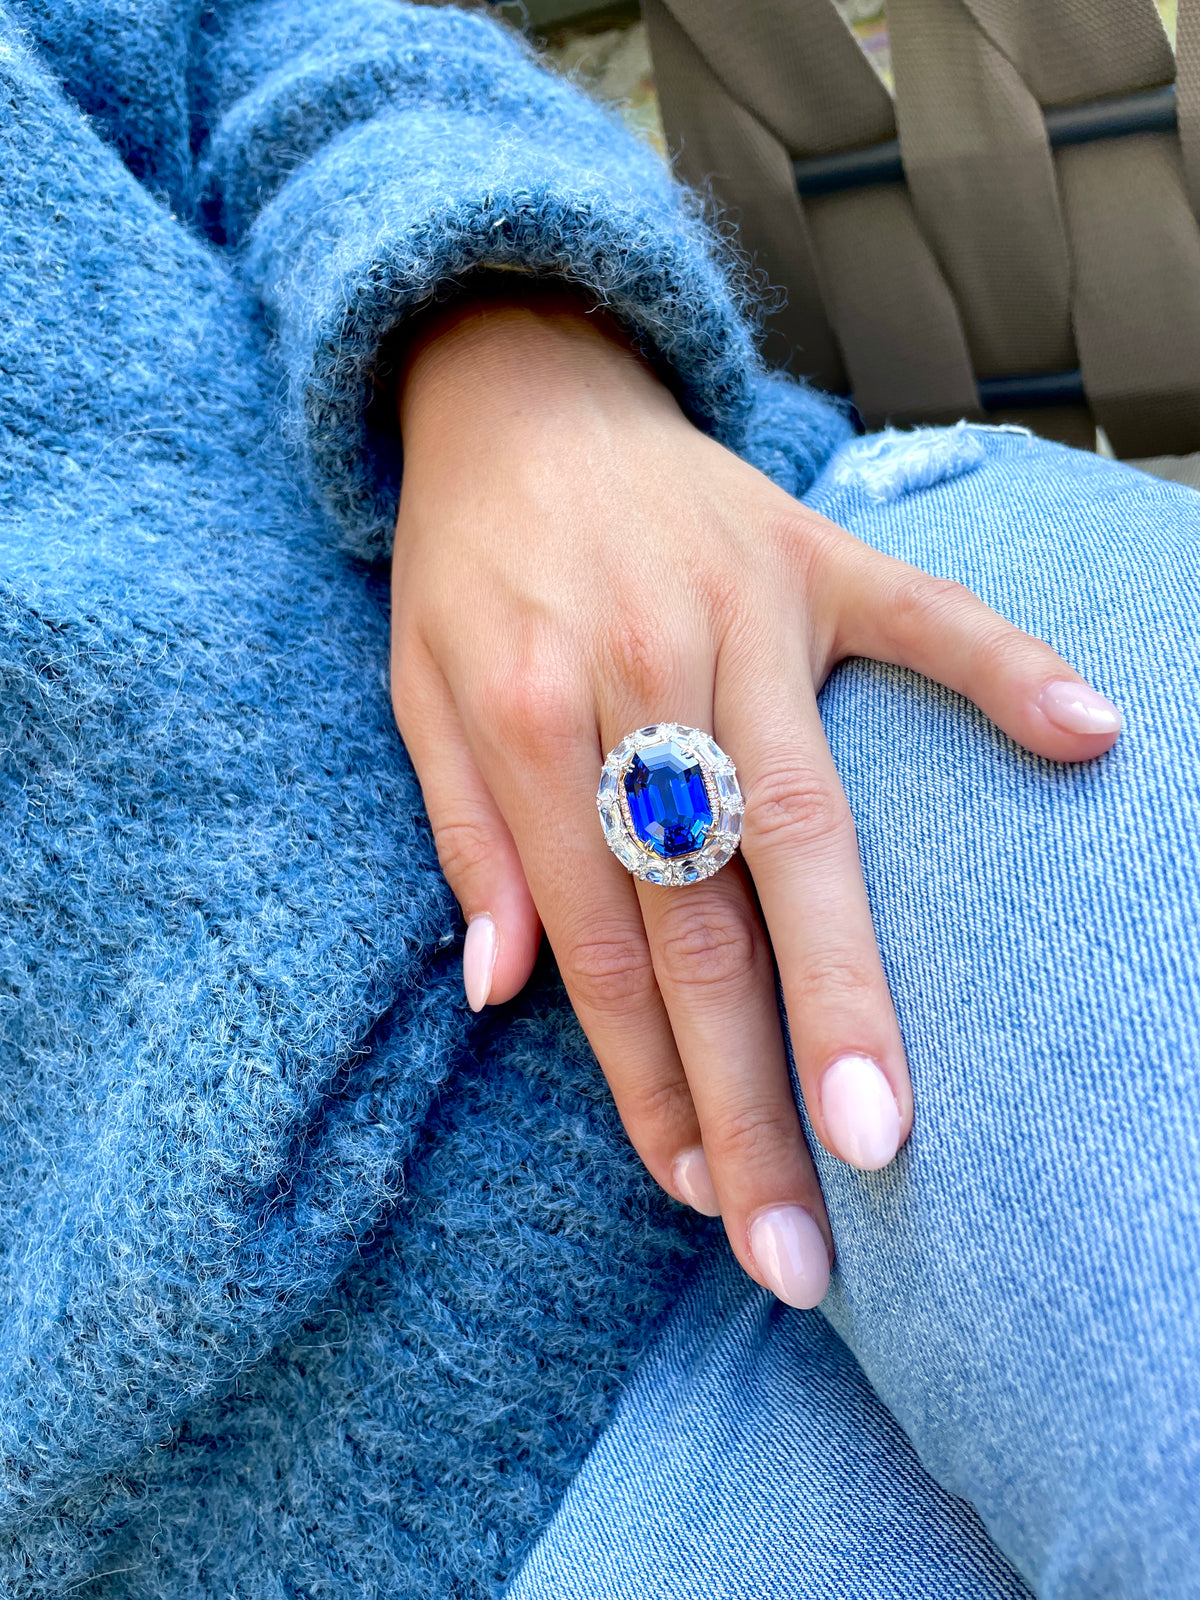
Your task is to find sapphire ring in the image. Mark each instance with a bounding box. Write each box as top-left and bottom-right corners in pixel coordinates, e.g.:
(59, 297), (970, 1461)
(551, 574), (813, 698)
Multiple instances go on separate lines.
(596, 724), (744, 887)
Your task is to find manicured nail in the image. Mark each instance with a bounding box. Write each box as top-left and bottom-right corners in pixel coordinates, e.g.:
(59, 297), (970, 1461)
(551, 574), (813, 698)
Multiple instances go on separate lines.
(748, 1207), (830, 1310)
(1040, 681), (1122, 736)
(820, 1053), (901, 1170)
(672, 1147), (721, 1217)
(462, 913), (498, 1012)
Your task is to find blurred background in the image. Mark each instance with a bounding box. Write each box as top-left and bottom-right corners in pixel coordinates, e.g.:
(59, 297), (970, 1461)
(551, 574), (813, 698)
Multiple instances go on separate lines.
(464, 0), (1200, 474)
(486, 1), (1179, 158)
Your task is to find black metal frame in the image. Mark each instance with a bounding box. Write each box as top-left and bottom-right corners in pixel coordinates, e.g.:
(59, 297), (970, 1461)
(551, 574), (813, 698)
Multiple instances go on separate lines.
(491, 0), (641, 35)
(792, 83), (1177, 413)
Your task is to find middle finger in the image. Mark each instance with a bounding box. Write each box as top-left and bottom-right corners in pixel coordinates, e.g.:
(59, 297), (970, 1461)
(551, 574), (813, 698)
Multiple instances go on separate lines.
(601, 695), (833, 1310)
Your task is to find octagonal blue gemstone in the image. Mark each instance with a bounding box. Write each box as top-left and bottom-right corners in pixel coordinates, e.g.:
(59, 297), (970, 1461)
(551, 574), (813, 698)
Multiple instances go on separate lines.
(623, 739), (713, 859)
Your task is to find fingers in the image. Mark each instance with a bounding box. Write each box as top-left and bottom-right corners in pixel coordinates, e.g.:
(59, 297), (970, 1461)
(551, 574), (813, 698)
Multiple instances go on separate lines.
(447, 651), (833, 1305)
(828, 538), (1123, 761)
(391, 654), (541, 1008)
(459, 687), (710, 1212)
(718, 633), (913, 1179)
(597, 649), (832, 1304)
(635, 857), (832, 1307)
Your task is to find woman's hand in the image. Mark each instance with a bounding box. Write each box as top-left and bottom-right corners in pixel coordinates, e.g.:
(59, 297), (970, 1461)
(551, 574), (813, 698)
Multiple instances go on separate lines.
(390, 284), (1121, 1308)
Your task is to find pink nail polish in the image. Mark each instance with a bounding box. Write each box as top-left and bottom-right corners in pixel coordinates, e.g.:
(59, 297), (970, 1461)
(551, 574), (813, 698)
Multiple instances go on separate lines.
(748, 1207), (830, 1310)
(672, 1147), (722, 1217)
(1040, 681), (1123, 736)
(819, 1054), (901, 1171)
(462, 914), (498, 1012)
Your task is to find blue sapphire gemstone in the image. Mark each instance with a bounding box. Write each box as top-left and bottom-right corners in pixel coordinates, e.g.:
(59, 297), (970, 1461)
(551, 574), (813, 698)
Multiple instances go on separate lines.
(623, 739), (713, 859)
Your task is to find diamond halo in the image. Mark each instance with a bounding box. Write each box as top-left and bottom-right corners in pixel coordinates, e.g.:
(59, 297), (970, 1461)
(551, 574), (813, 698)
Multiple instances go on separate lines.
(596, 723), (744, 887)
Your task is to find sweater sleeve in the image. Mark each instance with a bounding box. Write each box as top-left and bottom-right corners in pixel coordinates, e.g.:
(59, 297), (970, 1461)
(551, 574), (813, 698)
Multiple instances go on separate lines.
(18, 0), (853, 556)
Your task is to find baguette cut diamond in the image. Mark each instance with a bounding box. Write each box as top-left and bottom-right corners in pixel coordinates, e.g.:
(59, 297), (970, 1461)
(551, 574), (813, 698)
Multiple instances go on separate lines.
(623, 738), (713, 858)
(597, 723), (743, 886)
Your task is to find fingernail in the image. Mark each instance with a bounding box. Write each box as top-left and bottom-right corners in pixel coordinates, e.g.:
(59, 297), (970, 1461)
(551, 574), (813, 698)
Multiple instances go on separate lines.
(1040, 680), (1123, 736)
(819, 1053), (902, 1170)
(748, 1207), (830, 1310)
(463, 914), (498, 1012)
(672, 1147), (722, 1217)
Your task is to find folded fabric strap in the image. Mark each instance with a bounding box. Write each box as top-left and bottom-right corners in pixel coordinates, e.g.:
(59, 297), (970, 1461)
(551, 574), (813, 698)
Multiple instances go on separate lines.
(650, 0), (1200, 454)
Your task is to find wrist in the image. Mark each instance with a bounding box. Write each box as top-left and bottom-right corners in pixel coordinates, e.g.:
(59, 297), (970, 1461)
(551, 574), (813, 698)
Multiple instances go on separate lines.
(397, 277), (677, 457)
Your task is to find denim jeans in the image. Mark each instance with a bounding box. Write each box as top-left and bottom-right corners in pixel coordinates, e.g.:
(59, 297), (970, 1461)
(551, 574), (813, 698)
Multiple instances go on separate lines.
(506, 429), (1200, 1600)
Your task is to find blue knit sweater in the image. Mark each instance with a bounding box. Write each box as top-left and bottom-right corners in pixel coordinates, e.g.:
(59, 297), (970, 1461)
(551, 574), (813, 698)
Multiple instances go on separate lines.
(0, 4), (851, 1593)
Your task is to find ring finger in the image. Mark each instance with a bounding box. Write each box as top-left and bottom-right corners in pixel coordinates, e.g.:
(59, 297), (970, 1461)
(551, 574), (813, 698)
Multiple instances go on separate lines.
(602, 696), (833, 1310)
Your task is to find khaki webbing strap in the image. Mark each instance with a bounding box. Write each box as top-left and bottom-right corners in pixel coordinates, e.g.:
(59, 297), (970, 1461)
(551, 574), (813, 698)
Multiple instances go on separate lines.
(656, 0), (894, 155)
(1177, 0), (1200, 219)
(1056, 132), (1200, 457)
(881, 0), (1200, 452)
(887, 0), (1077, 380)
(805, 184), (981, 427)
(962, 0), (1172, 102)
(646, 0), (981, 421)
(642, 0), (848, 389)
(647, 0), (1200, 453)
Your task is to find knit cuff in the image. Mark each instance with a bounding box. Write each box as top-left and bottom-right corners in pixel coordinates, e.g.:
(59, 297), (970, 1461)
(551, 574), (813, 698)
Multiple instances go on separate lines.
(243, 111), (779, 557)
(199, 0), (850, 556)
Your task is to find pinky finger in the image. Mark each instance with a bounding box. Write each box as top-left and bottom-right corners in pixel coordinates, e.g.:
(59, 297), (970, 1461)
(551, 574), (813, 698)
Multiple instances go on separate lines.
(394, 660), (542, 1009)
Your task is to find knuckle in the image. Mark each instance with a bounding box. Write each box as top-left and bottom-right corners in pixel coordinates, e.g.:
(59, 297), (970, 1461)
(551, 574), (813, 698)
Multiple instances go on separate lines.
(431, 816), (494, 888)
(762, 505), (842, 581)
(604, 614), (680, 707)
(972, 618), (1039, 680)
(787, 951), (879, 1011)
(695, 563), (743, 626)
(742, 763), (847, 853)
(883, 571), (1040, 681)
(389, 672), (414, 732)
(622, 1073), (696, 1140)
(888, 572), (975, 635)
(654, 900), (759, 992)
(488, 658), (578, 752)
(707, 1097), (798, 1173)
(387, 640), (430, 728)
(567, 931), (654, 1013)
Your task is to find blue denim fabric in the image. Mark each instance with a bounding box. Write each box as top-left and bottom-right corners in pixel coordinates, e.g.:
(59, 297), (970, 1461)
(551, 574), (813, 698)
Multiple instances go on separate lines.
(508, 1250), (1033, 1599)
(507, 429), (1200, 1600)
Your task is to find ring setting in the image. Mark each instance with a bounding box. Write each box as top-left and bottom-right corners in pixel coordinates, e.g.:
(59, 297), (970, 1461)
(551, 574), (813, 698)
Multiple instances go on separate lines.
(596, 723), (744, 886)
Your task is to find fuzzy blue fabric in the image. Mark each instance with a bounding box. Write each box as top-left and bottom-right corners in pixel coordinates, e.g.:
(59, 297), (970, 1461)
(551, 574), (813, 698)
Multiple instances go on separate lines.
(0, 3), (852, 1593)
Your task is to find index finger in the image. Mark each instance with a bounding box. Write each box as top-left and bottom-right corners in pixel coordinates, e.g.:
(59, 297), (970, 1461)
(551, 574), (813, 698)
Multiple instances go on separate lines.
(717, 638), (914, 1175)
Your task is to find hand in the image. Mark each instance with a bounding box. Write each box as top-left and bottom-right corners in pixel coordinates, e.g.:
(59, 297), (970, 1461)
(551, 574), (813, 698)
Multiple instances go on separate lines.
(389, 283), (1122, 1308)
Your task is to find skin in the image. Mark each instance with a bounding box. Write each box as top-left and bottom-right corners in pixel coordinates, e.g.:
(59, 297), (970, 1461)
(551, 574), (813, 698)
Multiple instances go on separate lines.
(390, 281), (1120, 1301)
